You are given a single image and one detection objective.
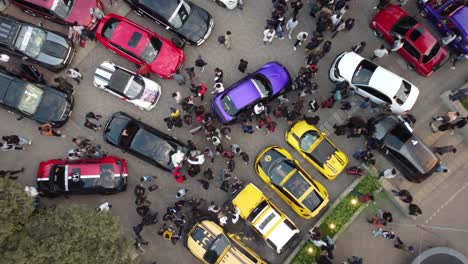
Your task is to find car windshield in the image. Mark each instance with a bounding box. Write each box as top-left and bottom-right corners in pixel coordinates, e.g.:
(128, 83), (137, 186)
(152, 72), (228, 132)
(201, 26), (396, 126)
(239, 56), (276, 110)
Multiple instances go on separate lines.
(140, 37), (162, 64)
(385, 124), (413, 150)
(203, 234), (230, 264)
(52, 165), (66, 190)
(251, 74), (272, 98)
(268, 159), (295, 185)
(169, 1), (191, 29)
(124, 76), (144, 99)
(300, 131), (321, 151)
(51, 0), (73, 19)
(15, 26), (46, 58)
(220, 95), (238, 116)
(422, 43), (441, 64)
(246, 200), (268, 222)
(352, 60), (377, 85)
(17, 84), (43, 114)
(283, 172), (311, 199)
(301, 190), (324, 212)
(102, 18), (120, 39)
(392, 16), (418, 36)
(394, 80), (412, 105)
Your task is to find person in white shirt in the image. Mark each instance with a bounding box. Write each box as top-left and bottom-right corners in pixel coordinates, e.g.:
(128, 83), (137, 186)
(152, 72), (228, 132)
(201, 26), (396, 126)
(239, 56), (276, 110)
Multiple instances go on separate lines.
(253, 103), (265, 115)
(391, 35), (404, 52)
(371, 44), (389, 60)
(263, 28), (276, 45)
(293, 32), (309, 51)
(98, 202), (112, 212)
(286, 17), (299, 39)
(212, 83), (225, 94)
(66, 68), (83, 84)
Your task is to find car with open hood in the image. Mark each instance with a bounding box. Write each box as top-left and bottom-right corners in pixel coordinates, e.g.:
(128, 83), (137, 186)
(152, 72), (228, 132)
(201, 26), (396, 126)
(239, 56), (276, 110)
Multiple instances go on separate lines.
(0, 15), (75, 72)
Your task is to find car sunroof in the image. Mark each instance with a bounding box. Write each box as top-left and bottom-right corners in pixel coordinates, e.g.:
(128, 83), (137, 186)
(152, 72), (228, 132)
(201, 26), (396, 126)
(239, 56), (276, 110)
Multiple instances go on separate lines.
(128, 32), (142, 48)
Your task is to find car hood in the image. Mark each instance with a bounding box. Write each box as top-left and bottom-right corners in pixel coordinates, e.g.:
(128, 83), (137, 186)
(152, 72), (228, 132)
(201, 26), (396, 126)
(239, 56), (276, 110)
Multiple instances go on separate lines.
(227, 81), (260, 110)
(149, 40), (184, 79)
(371, 4), (407, 33)
(37, 32), (71, 66)
(177, 5), (211, 43)
(66, 0), (98, 27)
(337, 52), (364, 81)
(138, 78), (161, 105)
(34, 88), (71, 123)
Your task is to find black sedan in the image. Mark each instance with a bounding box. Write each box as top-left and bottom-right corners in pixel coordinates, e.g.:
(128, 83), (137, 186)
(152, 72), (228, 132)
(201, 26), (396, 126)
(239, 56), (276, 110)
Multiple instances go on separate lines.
(0, 15), (74, 72)
(125, 0), (214, 45)
(0, 69), (73, 127)
(103, 112), (188, 171)
(370, 115), (439, 183)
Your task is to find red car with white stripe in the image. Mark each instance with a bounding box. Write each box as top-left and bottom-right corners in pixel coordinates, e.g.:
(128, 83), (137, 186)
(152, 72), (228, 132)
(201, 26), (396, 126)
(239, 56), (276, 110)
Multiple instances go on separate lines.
(37, 156), (128, 197)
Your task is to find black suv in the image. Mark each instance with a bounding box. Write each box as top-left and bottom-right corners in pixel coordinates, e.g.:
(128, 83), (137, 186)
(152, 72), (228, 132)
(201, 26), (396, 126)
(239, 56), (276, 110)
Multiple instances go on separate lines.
(125, 0), (213, 45)
(369, 115), (439, 183)
(0, 15), (74, 72)
(0, 68), (73, 127)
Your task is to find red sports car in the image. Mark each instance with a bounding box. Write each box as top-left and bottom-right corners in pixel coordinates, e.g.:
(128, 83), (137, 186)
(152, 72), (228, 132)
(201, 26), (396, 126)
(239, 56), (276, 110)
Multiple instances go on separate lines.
(37, 156), (128, 197)
(96, 14), (185, 79)
(370, 4), (449, 77)
(11, 0), (103, 28)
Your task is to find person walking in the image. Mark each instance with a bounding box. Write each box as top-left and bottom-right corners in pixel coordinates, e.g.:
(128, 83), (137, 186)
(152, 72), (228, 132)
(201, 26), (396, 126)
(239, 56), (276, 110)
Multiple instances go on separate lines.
(433, 145), (457, 155)
(238, 59), (248, 73)
(451, 53), (468, 70)
(453, 117), (468, 129)
(173, 70), (186, 85)
(176, 188), (188, 199)
(320, 40), (332, 58)
(1, 142), (24, 151)
(391, 35), (404, 51)
(197, 83), (207, 101)
(38, 123), (65, 138)
(66, 68), (83, 84)
(293, 32), (308, 51)
(214, 68), (223, 83)
(263, 28), (276, 45)
(432, 111), (459, 123)
(286, 16), (299, 39)
(240, 152), (249, 165)
(371, 44), (389, 59)
(2, 135), (31, 145)
(223, 31), (232, 49)
(409, 203), (422, 216)
(195, 55), (207, 72)
(391, 189), (413, 203)
(172, 92), (183, 104)
(291, 0), (303, 18)
(212, 83), (225, 94)
(449, 87), (468, 101)
(351, 41), (366, 54)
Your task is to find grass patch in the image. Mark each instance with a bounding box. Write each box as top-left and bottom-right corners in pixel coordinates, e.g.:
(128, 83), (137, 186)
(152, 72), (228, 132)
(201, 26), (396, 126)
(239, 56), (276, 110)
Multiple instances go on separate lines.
(461, 98), (468, 111)
(290, 174), (380, 264)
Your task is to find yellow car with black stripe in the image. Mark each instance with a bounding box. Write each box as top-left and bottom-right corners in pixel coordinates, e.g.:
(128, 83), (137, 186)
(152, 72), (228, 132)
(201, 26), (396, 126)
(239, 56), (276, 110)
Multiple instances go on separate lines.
(232, 183), (300, 254)
(186, 219), (267, 264)
(255, 146), (329, 219)
(285, 120), (348, 180)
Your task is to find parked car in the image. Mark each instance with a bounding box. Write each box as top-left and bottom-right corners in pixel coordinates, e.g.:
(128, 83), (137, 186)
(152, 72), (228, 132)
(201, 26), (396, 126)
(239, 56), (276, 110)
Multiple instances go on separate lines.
(0, 68), (73, 127)
(125, 0), (214, 46)
(370, 4), (450, 76)
(329, 51), (420, 114)
(186, 219), (267, 264)
(369, 115), (440, 183)
(212, 0), (238, 9)
(211, 62), (291, 124)
(10, 0), (103, 29)
(0, 15), (75, 72)
(417, 0), (468, 54)
(96, 14), (185, 79)
(285, 120), (348, 180)
(103, 112), (188, 171)
(37, 156), (128, 197)
(232, 183), (300, 254)
(255, 146), (329, 219)
(93, 61), (161, 111)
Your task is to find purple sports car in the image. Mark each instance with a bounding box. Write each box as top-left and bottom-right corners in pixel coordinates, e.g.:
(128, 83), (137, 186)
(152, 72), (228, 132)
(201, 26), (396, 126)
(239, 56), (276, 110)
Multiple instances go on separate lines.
(211, 62), (291, 124)
(417, 0), (468, 54)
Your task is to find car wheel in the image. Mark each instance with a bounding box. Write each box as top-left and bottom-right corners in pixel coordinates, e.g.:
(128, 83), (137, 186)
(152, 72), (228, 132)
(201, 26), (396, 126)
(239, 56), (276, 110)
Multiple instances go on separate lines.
(24, 9), (38, 17)
(373, 29), (383, 39)
(215, 0), (227, 8)
(407, 63), (415, 70)
(419, 9), (428, 18)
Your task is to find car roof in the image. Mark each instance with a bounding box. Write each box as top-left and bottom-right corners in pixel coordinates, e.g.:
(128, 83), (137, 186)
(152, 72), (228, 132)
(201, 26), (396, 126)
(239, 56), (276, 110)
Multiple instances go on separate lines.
(110, 19), (150, 55)
(451, 5), (468, 35)
(226, 80), (260, 110)
(266, 221), (297, 250)
(406, 25), (438, 54)
(368, 66), (402, 97)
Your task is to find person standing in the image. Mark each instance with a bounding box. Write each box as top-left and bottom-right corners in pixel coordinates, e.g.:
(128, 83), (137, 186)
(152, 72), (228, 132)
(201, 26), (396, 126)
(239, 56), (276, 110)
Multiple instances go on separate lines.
(197, 83), (207, 101)
(293, 32), (308, 51)
(214, 68), (223, 83)
(371, 44), (389, 59)
(391, 35), (404, 52)
(173, 70), (186, 85)
(38, 123), (65, 138)
(212, 83), (225, 94)
(238, 59), (248, 73)
(172, 92), (183, 104)
(409, 203), (422, 216)
(378, 168), (397, 179)
(449, 87), (468, 101)
(451, 53), (468, 70)
(351, 42), (366, 54)
(0, 54), (10, 62)
(263, 28), (276, 45)
(240, 152), (250, 165)
(195, 55), (207, 72)
(453, 117), (468, 129)
(286, 16), (299, 39)
(320, 40), (332, 58)
(97, 202), (112, 212)
(66, 68), (83, 84)
(176, 188), (188, 199)
(433, 145), (457, 155)
(291, 0), (303, 18)
(224, 31), (232, 49)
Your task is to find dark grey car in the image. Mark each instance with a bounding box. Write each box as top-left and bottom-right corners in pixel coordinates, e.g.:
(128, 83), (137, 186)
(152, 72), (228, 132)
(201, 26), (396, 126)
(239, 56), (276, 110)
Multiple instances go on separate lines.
(370, 115), (439, 183)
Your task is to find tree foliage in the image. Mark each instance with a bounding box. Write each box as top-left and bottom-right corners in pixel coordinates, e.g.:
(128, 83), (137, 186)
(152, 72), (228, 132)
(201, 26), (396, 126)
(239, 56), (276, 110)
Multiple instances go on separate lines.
(0, 177), (34, 245)
(1, 203), (133, 264)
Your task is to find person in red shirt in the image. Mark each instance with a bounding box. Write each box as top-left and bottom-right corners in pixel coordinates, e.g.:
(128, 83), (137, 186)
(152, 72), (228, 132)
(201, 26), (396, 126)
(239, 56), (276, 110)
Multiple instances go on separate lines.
(172, 166), (186, 183)
(197, 83), (207, 101)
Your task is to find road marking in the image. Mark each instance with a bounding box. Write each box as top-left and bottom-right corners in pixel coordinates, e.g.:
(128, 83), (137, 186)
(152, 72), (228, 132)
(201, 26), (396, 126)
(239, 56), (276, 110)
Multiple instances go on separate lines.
(424, 181), (468, 225)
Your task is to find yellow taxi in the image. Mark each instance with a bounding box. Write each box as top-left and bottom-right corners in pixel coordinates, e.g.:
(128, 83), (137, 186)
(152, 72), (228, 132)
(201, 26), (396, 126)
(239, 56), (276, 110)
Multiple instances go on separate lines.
(255, 146), (329, 219)
(285, 120), (348, 180)
(186, 219), (267, 264)
(232, 183), (300, 254)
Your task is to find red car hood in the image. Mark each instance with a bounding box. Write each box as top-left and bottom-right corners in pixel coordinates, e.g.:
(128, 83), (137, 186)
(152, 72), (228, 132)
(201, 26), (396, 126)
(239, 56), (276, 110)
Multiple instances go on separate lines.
(66, 0), (98, 27)
(149, 39), (185, 79)
(371, 4), (407, 33)
(422, 44), (449, 71)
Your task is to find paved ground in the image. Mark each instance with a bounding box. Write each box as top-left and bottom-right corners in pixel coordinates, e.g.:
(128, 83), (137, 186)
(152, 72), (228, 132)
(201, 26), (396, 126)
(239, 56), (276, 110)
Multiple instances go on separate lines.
(0, 0), (467, 264)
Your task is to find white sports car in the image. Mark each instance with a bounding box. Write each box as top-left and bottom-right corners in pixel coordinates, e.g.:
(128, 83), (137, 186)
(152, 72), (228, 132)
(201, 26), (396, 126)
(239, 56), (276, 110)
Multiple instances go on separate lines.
(94, 61), (161, 111)
(213, 0), (238, 9)
(329, 51), (420, 114)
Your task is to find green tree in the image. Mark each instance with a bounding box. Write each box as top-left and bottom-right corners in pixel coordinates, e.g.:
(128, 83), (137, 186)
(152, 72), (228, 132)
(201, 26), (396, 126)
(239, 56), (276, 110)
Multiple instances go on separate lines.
(0, 177), (34, 245)
(2, 205), (133, 264)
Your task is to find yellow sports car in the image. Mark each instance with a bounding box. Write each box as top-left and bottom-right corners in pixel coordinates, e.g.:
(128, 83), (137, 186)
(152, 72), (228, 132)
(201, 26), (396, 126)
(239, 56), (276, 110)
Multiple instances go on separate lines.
(186, 219), (267, 264)
(285, 120), (348, 180)
(255, 146), (329, 219)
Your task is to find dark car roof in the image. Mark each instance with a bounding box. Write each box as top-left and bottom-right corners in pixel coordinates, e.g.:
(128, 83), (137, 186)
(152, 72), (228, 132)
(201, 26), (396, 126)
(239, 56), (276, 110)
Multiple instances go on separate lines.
(109, 69), (132, 94)
(373, 115), (438, 174)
